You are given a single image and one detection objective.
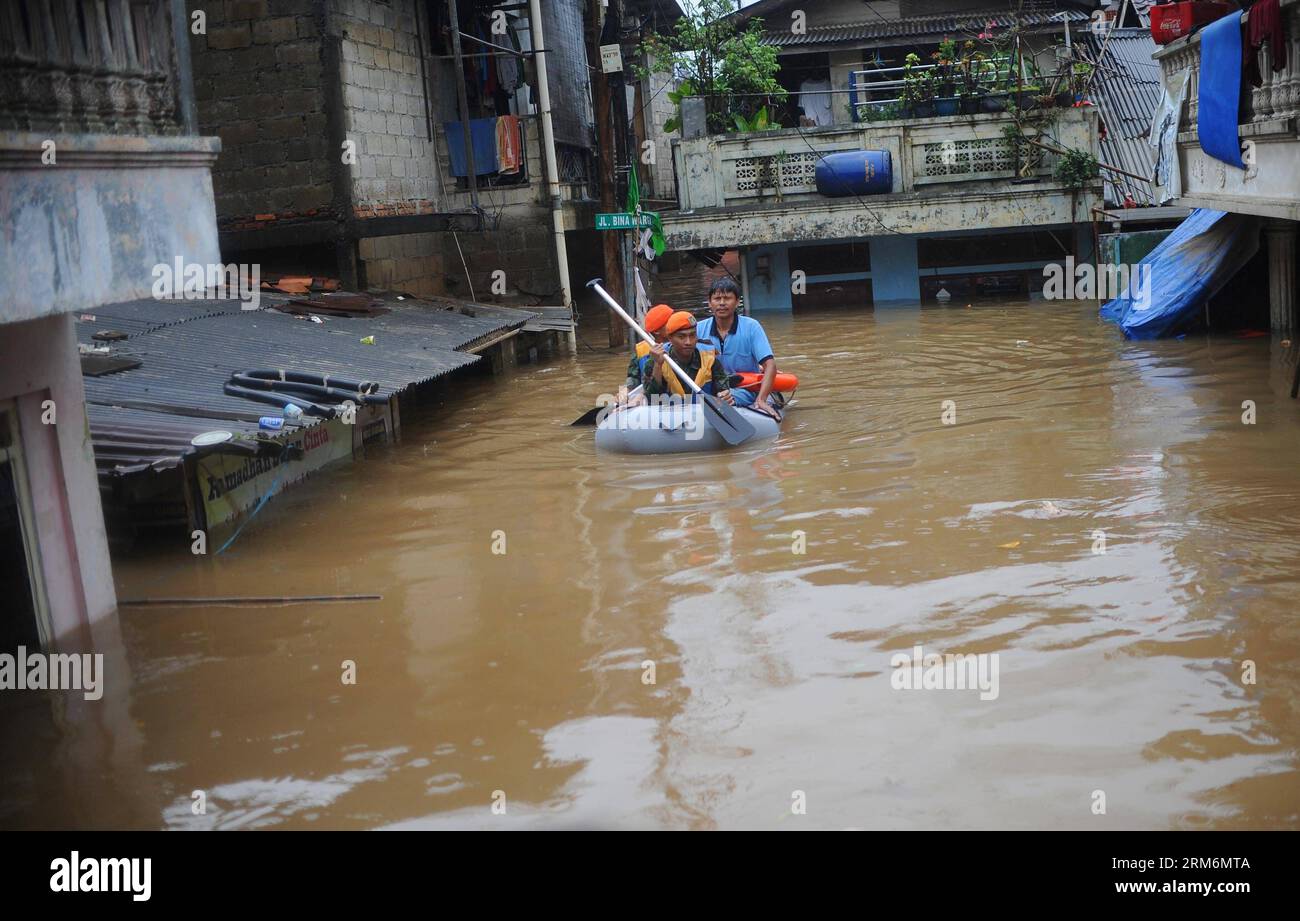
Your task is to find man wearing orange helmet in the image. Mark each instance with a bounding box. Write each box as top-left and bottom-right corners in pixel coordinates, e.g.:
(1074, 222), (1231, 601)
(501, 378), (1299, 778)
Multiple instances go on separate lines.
(617, 303), (675, 404)
(644, 311), (735, 404)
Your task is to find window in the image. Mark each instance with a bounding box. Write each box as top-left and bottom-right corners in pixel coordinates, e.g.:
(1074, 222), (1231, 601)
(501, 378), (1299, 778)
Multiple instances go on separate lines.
(789, 241), (871, 277)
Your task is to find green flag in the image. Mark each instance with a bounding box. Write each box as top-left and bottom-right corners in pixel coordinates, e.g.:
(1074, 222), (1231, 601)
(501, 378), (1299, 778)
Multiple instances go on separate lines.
(625, 161), (640, 214)
(626, 163), (666, 257)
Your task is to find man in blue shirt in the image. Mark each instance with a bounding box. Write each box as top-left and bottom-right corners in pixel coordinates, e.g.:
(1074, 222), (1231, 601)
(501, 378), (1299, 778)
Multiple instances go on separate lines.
(696, 277), (780, 417)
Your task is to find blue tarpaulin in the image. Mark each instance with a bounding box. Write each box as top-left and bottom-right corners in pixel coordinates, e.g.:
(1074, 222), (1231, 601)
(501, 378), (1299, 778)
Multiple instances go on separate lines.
(444, 118), (499, 176)
(1198, 12), (1246, 169)
(1100, 209), (1260, 339)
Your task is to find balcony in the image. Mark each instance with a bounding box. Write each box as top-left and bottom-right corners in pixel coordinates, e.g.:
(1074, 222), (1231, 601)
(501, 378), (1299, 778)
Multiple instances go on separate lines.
(1153, 0), (1300, 220)
(665, 106), (1099, 251)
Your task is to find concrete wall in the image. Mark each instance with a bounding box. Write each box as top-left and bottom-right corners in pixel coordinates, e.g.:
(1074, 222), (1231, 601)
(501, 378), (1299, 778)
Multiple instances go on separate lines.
(0, 314), (118, 636)
(640, 58), (680, 198)
(187, 0), (335, 226)
(333, 0), (440, 213)
(187, 0), (570, 299)
(0, 131), (222, 323)
(829, 50), (863, 126)
(434, 116), (560, 300)
(359, 232), (446, 297)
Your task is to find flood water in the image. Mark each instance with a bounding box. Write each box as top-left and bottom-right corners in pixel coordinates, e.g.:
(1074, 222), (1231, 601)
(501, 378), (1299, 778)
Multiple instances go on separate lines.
(4, 300), (1300, 830)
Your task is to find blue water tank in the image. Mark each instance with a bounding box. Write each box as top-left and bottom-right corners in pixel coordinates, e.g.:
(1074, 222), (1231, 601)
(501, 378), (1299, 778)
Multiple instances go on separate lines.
(814, 150), (893, 197)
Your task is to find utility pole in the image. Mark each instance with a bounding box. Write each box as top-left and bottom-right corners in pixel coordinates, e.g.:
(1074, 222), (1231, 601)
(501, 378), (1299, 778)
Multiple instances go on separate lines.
(589, 0), (626, 347)
(610, 0), (639, 350)
(447, 0), (479, 214)
(529, 0), (577, 350)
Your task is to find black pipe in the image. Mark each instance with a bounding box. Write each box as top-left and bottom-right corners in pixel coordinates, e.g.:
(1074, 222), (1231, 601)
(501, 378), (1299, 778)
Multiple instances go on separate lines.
(242, 369), (380, 394)
(222, 383), (337, 418)
(229, 374), (387, 405)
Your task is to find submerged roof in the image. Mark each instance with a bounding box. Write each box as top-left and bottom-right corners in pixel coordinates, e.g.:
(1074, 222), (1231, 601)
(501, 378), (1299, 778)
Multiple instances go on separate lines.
(78, 294), (535, 476)
(1081, 28), (1161, 206)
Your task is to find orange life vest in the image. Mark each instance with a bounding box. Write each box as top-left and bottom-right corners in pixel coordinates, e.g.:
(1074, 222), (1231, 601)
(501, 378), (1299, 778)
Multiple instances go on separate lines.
(664, 349), (717, 397)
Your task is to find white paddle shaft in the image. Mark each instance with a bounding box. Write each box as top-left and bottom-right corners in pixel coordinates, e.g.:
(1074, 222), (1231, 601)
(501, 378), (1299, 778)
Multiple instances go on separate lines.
(589, 281), (704, 395)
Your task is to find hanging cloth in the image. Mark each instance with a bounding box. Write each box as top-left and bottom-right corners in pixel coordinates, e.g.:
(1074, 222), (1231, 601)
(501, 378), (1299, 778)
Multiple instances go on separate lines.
(496, 115), (521, 174)
(1197, 13), (1247, 168)
(1245, 0), (1289, 87)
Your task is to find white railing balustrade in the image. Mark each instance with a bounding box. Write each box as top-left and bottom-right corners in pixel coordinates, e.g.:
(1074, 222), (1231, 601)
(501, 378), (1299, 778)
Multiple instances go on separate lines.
(672, 108), (1095, 211)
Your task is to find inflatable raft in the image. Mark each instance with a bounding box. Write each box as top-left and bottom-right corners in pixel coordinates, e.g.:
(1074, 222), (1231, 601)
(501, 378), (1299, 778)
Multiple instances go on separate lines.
(594, 400), (784, 454)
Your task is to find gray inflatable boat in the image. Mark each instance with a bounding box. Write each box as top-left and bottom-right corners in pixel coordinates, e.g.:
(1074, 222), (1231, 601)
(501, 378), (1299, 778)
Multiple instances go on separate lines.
(594, 400), (783, 454)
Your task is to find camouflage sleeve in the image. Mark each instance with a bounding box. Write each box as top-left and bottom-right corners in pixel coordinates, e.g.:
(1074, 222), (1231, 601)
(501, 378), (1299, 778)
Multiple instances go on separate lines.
(644, 365), (667, 396)
(625, 353), (643, 390)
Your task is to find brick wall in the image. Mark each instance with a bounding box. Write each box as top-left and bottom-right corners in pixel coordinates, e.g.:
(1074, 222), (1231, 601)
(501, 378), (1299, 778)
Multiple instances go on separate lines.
(333, 0), (555, 300)
(332, 0), (439, 210)
(358, 232), (444, 297)
(188, 0), (336, 225)
(190, 0), (564, 300)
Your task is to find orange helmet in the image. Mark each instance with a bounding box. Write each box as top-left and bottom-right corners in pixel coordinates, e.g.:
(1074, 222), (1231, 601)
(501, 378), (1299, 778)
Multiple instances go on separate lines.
(665, 311), (697, 335)
(644, 304), (674, 334)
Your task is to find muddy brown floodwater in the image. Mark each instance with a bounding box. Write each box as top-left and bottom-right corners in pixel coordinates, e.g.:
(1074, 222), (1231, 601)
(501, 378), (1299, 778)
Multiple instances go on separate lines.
(3, 300), (1300, 830)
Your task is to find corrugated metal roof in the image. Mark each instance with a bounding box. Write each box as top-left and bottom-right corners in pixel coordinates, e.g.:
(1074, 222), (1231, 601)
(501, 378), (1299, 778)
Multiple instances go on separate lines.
(765, 8), (1089, 48)
(78, 293), (535, 476)
(1081, 28), (1162, 206)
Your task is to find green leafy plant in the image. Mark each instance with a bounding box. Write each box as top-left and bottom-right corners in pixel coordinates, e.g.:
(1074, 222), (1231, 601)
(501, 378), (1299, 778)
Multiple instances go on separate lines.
(933, 38), (959, 96)
(732, 105), (777, 133)
(901, 52), (933, 112)
(638, 0), (787, 135)
(1054, 147), (1099, 189)
(858, 100), (902, 122)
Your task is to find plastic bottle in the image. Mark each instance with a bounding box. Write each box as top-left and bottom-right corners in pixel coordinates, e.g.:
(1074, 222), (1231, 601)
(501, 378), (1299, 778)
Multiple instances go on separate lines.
(284, 403), (304, 421)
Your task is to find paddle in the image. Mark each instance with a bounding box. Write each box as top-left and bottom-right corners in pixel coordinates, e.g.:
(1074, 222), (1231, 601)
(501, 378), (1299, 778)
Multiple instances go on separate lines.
(586, 279), (755, 446)
(571, 386), (642, 426)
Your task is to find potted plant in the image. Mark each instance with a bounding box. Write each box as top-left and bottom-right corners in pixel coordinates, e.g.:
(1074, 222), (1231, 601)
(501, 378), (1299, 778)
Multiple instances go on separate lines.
(1070, 62), (1093, 104)
(1016, 83), (1042, 111)
(901, 53), (933, 117)
(972, 51), (1008, 112)
(932, 39), (961, 116)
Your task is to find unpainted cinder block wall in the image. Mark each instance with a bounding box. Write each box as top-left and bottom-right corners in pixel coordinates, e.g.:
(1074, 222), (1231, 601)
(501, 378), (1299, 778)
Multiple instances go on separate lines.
(333, 0), (445, 295)
(188, 0), (336, 229)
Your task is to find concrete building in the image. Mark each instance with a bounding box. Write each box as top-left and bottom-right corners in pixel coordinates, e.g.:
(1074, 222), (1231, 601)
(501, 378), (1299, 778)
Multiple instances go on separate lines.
(186, 0), (680, 309)
(0, 0), (221, 649)
(663, 0), (1110, 310)
(1152, 0), (1300, 337)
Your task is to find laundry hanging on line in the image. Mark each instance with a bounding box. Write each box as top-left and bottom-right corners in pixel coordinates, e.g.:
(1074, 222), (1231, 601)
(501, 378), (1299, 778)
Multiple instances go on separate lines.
(444, 118), (500, 176)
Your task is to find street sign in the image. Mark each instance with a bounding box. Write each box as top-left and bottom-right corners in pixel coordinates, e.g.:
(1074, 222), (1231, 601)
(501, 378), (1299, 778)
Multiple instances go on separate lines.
(600, 44), (623, 74)
(596, 212), (657, 231)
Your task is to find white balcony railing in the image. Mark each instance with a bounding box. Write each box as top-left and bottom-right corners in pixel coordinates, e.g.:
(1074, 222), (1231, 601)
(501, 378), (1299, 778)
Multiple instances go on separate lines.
(1153, 0), (1300, 220)
(672, 108), (1095, 212)
(1156, 0), (1300, 129)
